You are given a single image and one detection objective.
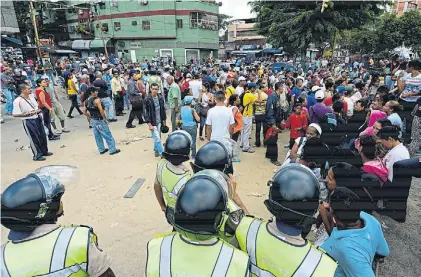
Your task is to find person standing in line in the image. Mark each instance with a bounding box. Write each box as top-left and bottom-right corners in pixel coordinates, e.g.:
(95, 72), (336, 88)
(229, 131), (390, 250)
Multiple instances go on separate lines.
(35, 78), (60, 141)
(83, 87), (120, 155)
(111, 70), (125, 116)
(1, 67), (17, 115)
(198, 84), (215, 140)
(93, 72), (117, 122)
(265, 82), (282, 166)
(126, 70), (144, 128)
(167, 75), (182, 132)
(235, 76), (246, 96)
(44, 77), (70, 134)
(241, 82), (260, 153)
(65, 73), (83, 118)
(254, 84), (268, 147)
(13, 84), (53, 161)
(205, 91), (235, 141)
(144, 83), (167, 157)
(228, 94), (242, 142)
(180, 96), (200, 158)
(162, 65), (171, 101)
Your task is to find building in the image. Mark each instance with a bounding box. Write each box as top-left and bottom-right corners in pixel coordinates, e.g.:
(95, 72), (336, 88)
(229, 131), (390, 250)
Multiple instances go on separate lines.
(69, 0), (220, 63)
(392, 0), (421, 16)
(1, 1), (19, 35)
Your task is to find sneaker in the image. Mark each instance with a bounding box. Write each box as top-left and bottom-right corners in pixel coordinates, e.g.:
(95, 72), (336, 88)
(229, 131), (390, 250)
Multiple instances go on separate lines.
(100, 149), (109, 155)
(109, 119), (118, 122)
(54, 129), (62, 135)
(243, 149), (255, 153)
(43, 152), (53, 157)
(67, 115), (74, 119)
(126, 125), (136, 129)
(110, 149), (121, 155)
(284, 144), (290, 149)
(270, 160), (282, 166)
(155, 152), (160, 157)
(62, 128), (70, 133)
(49, 136), (60, 141)
(34, 156), (46, 161)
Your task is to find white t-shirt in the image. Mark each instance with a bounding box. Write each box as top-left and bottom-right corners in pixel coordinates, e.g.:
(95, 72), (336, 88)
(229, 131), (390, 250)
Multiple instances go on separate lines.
(383, 143), (410, 181)
(162, 72), (170, 89)
(12, 95), (39, 120)
(205, 106), (235, 140)
(189, 80), (202, 99)
(344, 97), (354, 117)
(235, 86), (244, 96)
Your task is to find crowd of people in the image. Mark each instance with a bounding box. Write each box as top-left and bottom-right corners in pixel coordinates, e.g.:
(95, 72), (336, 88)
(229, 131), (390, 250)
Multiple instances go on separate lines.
(1, 52), (421, 276)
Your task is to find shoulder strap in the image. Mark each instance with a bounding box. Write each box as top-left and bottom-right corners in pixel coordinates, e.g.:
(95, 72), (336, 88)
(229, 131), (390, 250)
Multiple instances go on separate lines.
(20, 96), (36, 109)
(298, 137), (305, 148)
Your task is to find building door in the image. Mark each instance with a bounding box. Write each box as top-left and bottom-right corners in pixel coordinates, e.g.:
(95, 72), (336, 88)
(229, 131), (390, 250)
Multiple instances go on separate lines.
(130, 50), (137, 63)
(185, 49), (200, 64)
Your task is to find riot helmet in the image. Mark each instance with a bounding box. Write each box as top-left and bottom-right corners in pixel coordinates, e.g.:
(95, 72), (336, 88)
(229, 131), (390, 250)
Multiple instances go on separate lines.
(265, 164), (320, 230)
(162, 130), (192, 165)
(169, 170), (230, 241)
(191, 140), (232, 174)
(1, 166), (79, 233)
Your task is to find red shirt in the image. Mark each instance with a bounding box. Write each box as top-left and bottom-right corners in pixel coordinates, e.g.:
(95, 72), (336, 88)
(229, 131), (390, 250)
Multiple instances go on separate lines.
(324, 97), (348, 112)
(35, 88), (52, 108)
(288, 113), (308, 139)
(267, 89), (273, 95)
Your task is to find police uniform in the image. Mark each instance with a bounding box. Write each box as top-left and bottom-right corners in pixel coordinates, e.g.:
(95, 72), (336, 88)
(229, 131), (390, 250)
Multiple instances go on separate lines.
(146, 234), (249, 277)
(1, 224), (111, 277)
(235, 216), (337, 277)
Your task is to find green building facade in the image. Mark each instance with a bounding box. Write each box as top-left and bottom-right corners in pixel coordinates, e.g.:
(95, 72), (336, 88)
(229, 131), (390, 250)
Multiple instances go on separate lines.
(90, 0), (219, 64)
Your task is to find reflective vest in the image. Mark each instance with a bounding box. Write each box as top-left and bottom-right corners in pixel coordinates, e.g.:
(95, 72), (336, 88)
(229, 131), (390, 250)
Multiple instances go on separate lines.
(156, 159), (192, 209)
(219, 200), (240, 242)
(235, 216), (337, 277)
(146, 233), (250, 277)
(1, 226), (94, 277)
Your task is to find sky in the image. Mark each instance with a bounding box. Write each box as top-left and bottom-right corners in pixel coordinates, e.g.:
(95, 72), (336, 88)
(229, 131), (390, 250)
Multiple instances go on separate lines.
(220, 0), (254, 19)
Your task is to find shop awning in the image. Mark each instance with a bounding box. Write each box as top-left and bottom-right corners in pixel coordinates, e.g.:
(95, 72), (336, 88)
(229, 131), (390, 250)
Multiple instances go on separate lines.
(231, 50), (262, 55)
(1, 36), (23, 46)
(89, 39), (110, 49)
(45, 49), (78, 54)
(72, 40), (91, 50)
(263, 49), (282, 54)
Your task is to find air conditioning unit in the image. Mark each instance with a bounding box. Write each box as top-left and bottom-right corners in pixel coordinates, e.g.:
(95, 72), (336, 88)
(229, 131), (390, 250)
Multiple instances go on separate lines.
(142, 0), (148, 5)
(78, 9), (84, 15)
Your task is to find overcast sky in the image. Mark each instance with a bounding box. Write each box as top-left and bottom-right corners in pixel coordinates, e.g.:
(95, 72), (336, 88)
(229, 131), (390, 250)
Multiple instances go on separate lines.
(220, 0), (254, 19)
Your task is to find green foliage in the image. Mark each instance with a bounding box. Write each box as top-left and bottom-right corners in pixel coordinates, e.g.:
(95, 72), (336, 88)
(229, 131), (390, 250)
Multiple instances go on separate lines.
(218, 14), (232, 30)
(249, 1), (385, 54)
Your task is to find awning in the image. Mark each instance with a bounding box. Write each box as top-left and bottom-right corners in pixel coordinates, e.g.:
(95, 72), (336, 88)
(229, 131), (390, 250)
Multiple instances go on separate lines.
(231, 50), (262, 55)
(89, 39), (110, 49)
(45, 49), (78, 54)
(263, 49), (282, 54)
(1, 36), (23, 46)
(72, 40), (91, 50)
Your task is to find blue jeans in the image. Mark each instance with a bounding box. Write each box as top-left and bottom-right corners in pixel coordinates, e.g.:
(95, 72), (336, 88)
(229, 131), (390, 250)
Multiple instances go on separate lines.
(4, 88), (14, 114)
(91, 119), (117, 153)
(47, 72), (55, 84)
(182, 125), (197, 157)
(151, 123), (164, 155)
(124, 92), (129, 109)
(385, 75), (394, 90)
(101, 97), (115, 120)
(77, 94), (81, 106)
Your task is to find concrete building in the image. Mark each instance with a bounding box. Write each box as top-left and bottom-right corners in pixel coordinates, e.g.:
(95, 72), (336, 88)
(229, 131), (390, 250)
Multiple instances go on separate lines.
(392, 0), (421, 16)
(1, 1), (20, 35)
(225, 18), (266, 58)
(69, 0), (220, 63)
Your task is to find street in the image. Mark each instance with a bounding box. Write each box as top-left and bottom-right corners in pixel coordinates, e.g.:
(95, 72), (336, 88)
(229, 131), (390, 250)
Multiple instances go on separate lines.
(0, 89), (420, 276)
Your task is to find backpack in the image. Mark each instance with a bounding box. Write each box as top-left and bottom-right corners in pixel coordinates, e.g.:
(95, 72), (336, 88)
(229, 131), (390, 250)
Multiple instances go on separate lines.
(319, 113), (337, 132)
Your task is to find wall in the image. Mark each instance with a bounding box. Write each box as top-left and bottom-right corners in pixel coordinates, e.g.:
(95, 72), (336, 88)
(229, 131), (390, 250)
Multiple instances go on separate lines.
(1, 1), (19, 34)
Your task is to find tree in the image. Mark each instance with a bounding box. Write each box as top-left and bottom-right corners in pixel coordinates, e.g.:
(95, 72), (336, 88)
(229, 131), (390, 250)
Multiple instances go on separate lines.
(218, 14), (232, 31)
(249, 1), (386, 55)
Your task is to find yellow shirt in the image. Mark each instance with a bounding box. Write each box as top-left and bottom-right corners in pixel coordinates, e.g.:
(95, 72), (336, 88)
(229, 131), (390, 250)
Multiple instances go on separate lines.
(225, 86), (235, 98)
(242, 92), (257, 116)
(254, 91), (268, 116)
(67, 79), (77, 95)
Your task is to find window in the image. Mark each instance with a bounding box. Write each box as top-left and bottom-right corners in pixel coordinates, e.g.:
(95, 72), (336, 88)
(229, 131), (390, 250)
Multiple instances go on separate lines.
(132, 20), (137, 26)
(142, 21), (150, 30)
(176, 19), (183, 29)
(102, 23), (109, 32)
(99, 2), (106, 9)
(114, 21), (121, 31)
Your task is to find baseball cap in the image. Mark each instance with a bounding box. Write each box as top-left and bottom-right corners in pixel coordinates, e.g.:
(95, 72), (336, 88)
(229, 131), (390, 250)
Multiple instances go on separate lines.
(248, 82), (257, 88)
(311, 85), (321, 92)
(184, 96), (193, 105)
(238, 76), (246, 81)
(315, 90), (325, 100)
(337, 86), (346, 94)
(308, 123), (322, 135)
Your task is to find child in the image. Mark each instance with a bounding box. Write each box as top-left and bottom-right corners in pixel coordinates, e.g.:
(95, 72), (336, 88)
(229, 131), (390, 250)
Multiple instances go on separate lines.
(283, 103), (308, 149)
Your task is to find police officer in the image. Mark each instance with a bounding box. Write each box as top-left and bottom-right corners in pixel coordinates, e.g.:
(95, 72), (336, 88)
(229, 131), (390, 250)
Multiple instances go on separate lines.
(154, 130), (193, 222)
(146, 171), (250, 277)
(229, 164), (338, 277)
(1, 167), (115, 277)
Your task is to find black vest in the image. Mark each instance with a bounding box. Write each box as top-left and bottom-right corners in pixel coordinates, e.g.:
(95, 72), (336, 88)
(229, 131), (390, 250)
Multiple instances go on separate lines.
(87, 97), (102, 119)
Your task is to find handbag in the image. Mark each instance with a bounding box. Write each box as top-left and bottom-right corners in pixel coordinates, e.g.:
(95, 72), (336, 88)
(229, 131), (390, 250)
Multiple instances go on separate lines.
(121, 87), (126, 96)
(200, 105), (210, 117)
(130, 94), (143, 107)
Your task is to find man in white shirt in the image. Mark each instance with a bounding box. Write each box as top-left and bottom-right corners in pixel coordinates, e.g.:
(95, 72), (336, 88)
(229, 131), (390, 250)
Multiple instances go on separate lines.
(205, 91), (235, 140)
(235, 76), (246, 96)
(12, 84), (52, 161)
(189, 73), (202, 100)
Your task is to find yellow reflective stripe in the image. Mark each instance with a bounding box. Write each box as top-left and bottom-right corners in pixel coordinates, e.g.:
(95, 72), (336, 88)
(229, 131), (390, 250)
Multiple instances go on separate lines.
(211, 243), (234, 277)
(65, 227), (89, 270)
(246, 219), (262, 266)
(172, 175), (190, 196)
(37, 263), (88, 276)
(250, 264), (276, 277)
(292, 247), (322, 277)
(50, 227), (76, 272)
(157, 160), (167, 185)
(1, 244), (11, 277)
(159, 234), (175, 277)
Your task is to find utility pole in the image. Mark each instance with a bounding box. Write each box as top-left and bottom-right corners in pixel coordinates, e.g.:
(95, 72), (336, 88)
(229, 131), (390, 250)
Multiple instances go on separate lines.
(93, 9), (109, 57)
(29, 0), (41, 59)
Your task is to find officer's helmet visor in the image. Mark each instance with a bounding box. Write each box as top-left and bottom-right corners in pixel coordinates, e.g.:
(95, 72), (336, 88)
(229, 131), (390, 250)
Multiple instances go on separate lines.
(35, 165), (80, 188)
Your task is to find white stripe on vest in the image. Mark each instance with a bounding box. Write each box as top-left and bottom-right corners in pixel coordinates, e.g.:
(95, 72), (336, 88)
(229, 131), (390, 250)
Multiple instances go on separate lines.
(50, 227), (77, 272)
(159, 234), (175, 277)
(246, 219), (262, 266)
(1, 244), (11, 277)
(292, 247), (322, 277)
(211, 243), (234, 277)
